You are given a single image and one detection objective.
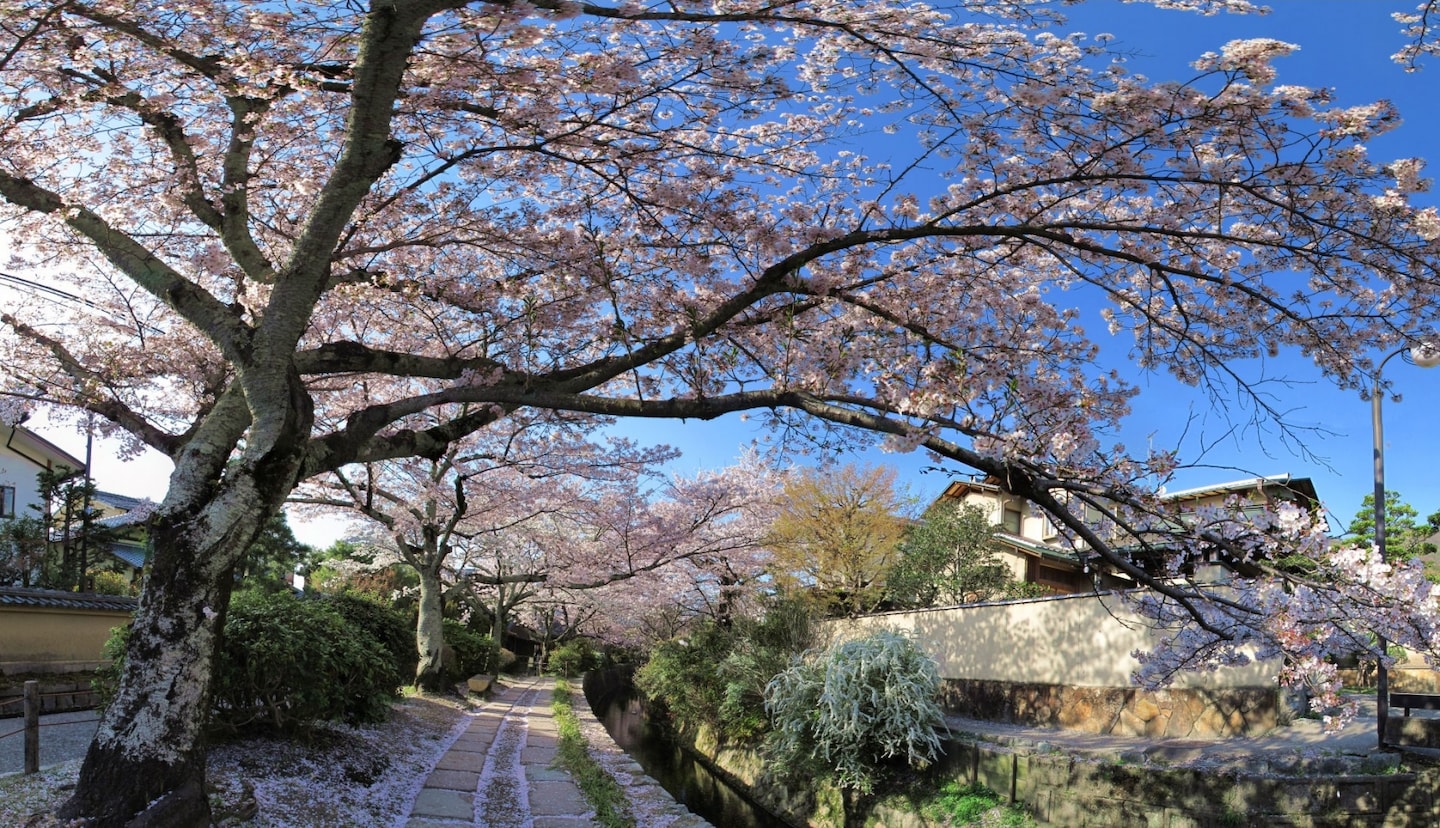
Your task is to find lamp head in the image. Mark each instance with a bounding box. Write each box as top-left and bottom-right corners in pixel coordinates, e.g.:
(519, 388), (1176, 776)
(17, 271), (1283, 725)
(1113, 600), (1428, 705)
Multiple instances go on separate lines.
(1411, 338), (1440, 369)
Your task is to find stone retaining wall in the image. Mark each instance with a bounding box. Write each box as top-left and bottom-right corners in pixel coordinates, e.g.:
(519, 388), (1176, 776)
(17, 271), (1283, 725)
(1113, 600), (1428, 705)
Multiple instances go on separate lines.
(0, 675), (100, 718)
(679, 720), (1440, 826)
(944, 741), (1438, 827)
(940, 678), (1279, 738)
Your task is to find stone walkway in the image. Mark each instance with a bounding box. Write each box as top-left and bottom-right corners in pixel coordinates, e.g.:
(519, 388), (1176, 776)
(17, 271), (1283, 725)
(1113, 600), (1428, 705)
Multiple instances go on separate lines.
(405, 676), (712, 828)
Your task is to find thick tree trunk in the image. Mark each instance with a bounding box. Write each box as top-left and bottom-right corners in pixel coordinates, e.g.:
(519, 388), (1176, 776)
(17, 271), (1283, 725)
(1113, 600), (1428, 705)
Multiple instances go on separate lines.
(56, 509), (269, 827)
(59, 367), (312, 826)
(415, 565), (449, 691)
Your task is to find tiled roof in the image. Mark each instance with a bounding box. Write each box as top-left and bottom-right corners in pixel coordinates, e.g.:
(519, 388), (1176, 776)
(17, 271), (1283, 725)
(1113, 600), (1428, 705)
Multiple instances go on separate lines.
(94, 491), (150, 513)
(992, 532), (1083, 566)
(108, 543), (149, 569)
(0, 585), (138, 612)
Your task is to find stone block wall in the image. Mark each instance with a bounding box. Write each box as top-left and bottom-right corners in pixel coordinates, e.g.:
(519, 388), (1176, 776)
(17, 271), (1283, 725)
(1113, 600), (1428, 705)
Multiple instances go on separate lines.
(1388, 715), (1440, 749)
(940, 678), (1278, 737)
(0, 675), (99, 717)
(675, 722), (1440, 827)
(935, 740), (1440, 827)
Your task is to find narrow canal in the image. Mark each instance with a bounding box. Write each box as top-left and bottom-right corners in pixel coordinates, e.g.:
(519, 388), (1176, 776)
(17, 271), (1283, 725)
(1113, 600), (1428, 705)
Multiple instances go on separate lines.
(584, 671), (793, 828)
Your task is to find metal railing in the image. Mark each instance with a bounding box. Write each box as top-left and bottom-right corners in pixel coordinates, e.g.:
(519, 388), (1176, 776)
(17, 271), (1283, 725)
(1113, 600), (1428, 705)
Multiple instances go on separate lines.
(0, 681), (100, 774)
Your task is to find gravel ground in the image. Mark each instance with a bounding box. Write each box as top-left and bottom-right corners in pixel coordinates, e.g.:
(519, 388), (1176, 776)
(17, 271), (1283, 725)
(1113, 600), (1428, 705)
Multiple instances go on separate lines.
(477, 709), (530, 828)
(0, 711), (100, 776)
(0, 694), (470, 827)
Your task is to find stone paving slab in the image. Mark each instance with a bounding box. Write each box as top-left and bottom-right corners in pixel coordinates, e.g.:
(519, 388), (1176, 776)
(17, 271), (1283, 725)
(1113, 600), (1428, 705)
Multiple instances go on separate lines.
(450, 734), (495, 752)
(521, 746), (559, 764)
(424, 768), (481, 791)
(527, 766), (572, 782)
(529, 780), (593, 816)
(434, 749), (487, 772)
(410, 788), (475, 820)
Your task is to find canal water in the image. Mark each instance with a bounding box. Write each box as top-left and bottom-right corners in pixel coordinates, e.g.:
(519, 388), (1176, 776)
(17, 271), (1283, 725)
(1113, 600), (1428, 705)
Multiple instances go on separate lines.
(584, 672), (793, 828)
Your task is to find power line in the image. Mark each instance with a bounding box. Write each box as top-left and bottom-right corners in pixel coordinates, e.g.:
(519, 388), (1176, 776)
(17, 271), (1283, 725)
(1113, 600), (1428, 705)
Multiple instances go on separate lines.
(0, 271), (112, 315)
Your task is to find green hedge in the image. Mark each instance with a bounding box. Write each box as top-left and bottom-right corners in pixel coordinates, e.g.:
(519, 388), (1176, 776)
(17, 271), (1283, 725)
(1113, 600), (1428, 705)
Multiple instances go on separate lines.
(444, 619), (500, 680)
(99, 590), (406, 735)
(211, 591), (402, 733)
(320, 592), (417, 682)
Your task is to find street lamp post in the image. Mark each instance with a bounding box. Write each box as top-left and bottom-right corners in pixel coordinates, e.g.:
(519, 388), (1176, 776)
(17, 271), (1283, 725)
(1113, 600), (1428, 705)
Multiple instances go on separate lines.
(1371, 339), (1440, 750)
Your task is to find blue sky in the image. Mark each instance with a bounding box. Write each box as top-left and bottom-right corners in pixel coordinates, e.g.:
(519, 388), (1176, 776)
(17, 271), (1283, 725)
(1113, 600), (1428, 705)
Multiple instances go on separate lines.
(610, 1), (1440, 533)
(34, 1), (1440, 544)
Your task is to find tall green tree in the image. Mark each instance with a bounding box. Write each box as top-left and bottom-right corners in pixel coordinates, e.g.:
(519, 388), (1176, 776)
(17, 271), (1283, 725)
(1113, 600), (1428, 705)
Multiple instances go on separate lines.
(35, 465), (119, 592)
(764, 464), (911, 617)
(887, 501), (1013, 609)
(232, 512), (314, 592)
(0, 514), (46, 587)
(1346, 491), (1438, 561)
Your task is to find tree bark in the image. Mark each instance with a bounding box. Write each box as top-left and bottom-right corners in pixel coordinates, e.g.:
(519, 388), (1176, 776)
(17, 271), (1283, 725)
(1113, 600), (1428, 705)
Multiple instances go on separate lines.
(59, 369), (312, 826)
(415, 564), (449, 691)
(56, 511), (264, 826)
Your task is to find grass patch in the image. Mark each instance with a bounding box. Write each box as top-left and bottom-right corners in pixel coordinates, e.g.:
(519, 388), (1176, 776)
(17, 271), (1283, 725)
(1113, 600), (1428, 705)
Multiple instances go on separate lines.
(551, 679), (635, 828)
(918, 781), (1034, 827)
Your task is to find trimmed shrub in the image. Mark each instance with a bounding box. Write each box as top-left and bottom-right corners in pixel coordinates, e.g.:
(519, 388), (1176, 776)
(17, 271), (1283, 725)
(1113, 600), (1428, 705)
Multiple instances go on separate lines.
(443, 619), (498, 680)
(320, 592), (418, 683)
(89, 570), (135, 596)
(765, 630), (946, 794)
(211, 590), (400, 733)
(549, 639), (597, 678)
(92, 624), (131, 711)
(635, 620), (736, 733)
(636, 599), (818, 743)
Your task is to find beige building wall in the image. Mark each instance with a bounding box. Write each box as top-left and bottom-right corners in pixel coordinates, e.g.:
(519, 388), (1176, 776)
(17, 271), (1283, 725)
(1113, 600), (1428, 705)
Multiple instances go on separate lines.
(834, 592), (1277, 690)
(0, 605), (130, 673)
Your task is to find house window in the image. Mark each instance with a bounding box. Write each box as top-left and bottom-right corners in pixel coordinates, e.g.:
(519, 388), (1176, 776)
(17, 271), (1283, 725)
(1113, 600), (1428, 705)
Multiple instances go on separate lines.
(1024, 559), (1088, 594)
(0, 485), (14, 518)
(1041, 515), (1059, 540)
(1001, 506), (1022, 535)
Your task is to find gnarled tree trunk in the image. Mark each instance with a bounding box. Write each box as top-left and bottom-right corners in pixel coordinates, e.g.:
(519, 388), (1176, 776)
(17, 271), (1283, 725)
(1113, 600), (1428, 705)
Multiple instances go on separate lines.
(59, 372), (312, 826)
(57, 501), (280, 826)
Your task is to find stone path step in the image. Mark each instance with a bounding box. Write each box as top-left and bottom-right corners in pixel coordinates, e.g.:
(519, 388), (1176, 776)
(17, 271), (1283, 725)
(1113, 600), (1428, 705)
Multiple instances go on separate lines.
(406, 676), (710, 828)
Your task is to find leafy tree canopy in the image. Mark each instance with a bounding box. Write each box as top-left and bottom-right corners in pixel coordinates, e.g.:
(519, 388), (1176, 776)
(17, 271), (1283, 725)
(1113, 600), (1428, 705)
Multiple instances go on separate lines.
(0, 1), (1438, 822)
(887, 501), (1014, 609)
(1345, 490), (1440, 572)
(765, 464), (911, 616)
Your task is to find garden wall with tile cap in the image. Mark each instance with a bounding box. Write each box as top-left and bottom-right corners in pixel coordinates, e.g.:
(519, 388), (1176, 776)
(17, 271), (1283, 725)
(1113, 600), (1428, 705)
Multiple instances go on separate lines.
(0, 587), (134, 675)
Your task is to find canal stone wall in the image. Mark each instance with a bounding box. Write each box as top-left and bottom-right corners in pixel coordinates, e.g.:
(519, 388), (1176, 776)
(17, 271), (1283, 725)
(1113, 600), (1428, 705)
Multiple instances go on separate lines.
(942, 741), (1440, 827)
(586, 667), (1440, 826)
(682, 723), (1440, 827)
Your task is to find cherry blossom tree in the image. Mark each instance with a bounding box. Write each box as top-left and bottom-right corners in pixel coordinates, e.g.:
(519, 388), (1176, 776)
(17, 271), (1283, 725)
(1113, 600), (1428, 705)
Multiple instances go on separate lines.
(295, 408), (671, 687)
(540, 454), (780, 642)
(298, 416), (775, 687)
(0, 0), (1439, 823)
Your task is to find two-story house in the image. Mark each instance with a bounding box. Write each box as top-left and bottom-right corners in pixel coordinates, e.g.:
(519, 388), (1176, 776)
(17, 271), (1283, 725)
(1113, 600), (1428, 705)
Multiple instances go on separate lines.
(1, 421), (156, 588)
(0, 421), (87, 524)
(932, 473), (1320, 595)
